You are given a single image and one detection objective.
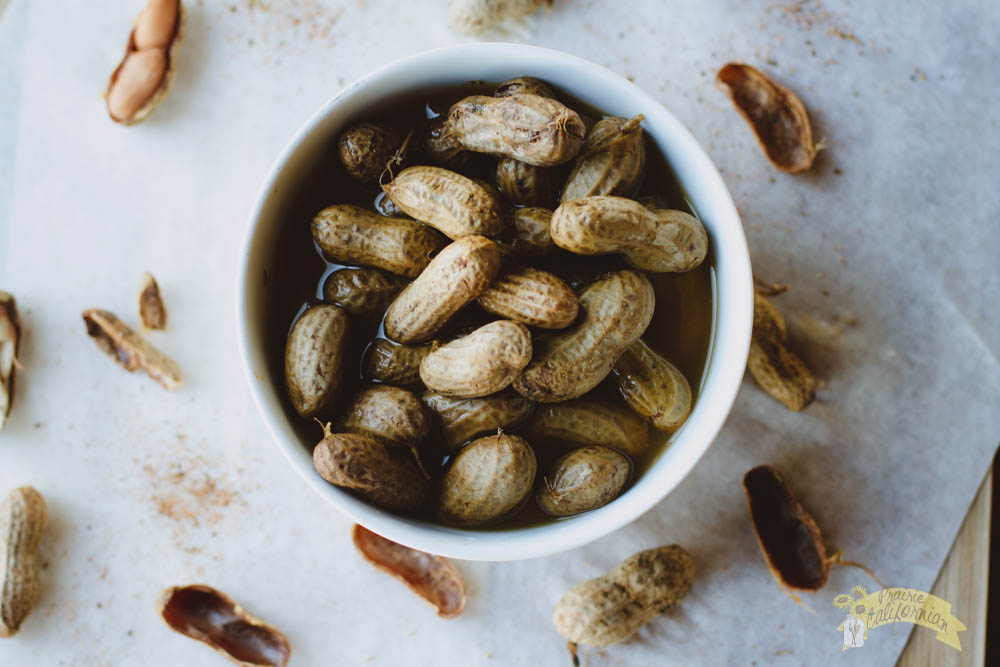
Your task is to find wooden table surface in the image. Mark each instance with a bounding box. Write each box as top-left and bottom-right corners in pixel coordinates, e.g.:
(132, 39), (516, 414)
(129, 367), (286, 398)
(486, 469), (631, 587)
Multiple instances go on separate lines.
(898, 467), (992, 666)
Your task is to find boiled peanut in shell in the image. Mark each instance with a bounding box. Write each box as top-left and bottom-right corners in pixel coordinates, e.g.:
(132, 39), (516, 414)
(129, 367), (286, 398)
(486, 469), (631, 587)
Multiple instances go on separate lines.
(561, 115), (645, 202)
(446, 95), (585, 167)
(436, 433), (537, 526)
(551, 196), (708, 272)
(521, 398), (649, 457)
(553, 545), (694, 646)
(513, 270), (655, 402)
(341, 385), (432, 448)
(284, 305), (349, 418)
(311, 205), (447, 279)
(496, 158), (555, 207)
(422, 391), (533, 451)
(612, 339), (692, 431)
(748, 293), (816, 411)
(363, 339), (433, 386)
(497, 207), (557, 257)
(419, 320), (532, 398)
(537, 446), (630, 517)
(338, 122), (403, 182)
(495, 76), (556, 99)
(0, 486), (47, 637)
(477, 264), (578, 329)
(384, 235), (501, 344)
(383, 166), (503, 239)
(323, 268), (407, 317)
(313, 426), (429, 512)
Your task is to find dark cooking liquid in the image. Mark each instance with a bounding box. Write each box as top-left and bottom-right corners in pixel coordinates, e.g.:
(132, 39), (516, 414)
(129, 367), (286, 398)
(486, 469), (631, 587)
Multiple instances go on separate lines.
(262, 82), (715, 530)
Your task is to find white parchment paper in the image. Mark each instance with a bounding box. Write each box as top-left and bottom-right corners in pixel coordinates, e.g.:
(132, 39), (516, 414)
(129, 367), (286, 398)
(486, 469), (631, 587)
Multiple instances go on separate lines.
(1, 1), (998, 665)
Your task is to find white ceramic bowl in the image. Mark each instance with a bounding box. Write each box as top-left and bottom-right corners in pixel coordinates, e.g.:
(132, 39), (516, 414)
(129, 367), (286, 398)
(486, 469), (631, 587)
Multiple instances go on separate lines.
(238, 43), (752, 561)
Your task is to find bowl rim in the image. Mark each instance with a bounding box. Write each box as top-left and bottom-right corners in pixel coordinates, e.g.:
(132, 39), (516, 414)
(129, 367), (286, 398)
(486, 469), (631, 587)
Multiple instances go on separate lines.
(237, 42), (753, 561)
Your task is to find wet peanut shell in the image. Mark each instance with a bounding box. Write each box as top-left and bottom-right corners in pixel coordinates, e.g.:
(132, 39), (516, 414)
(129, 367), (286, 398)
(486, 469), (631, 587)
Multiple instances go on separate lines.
(420, 320), (532, 398)
(447, 94), (585, 167)
(338, 122), (403, 182)
(537, 446), (630, 517)
(138, 272), (167, 330)
(313, 430), (429, 512)
(422, 117), (470, 168)
(159, 584), (290, 666)
(422, 391), (534, 451)
(551, 196), (708, 273)
(497, 207), (557, 257)
(496, 158), (556, 207)
(383, 166), (504, 240)
(384, 235), (501, 344)
(495, 76), (556, 99)
(716, 63), (817, 173)
(283, 305), (349, 418)
(352, 525), (466, 619)
(436, 433), (537, 526)
(612, 338), (693, 431)
(521, 398), (649, 456)
(513, 270), (655, 403)
(553, 545), (695, 646)
(561, 115), (646, 203)
(743, 465), (828, 590)
(83, 308), (182, 390)
(311, 204), (448, 279)
(1, 487), (46, 637)
(477, 264), (578, 329)
(341, 385), (432, 447)
(747, 294), (816, 411)
(322, 268), (408, 317)
(363, 339), (433, 387)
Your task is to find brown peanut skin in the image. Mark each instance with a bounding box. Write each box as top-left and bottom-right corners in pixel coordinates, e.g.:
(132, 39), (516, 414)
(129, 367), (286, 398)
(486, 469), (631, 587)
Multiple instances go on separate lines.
(341, 385), (432, 447)
(383, 166), (504, 239)
(537, 446), (630, 517)
(323, 268), (407, 317)
(1, 487), (46, 637)
(748, 294), (816, 410)
(612, 339), (693, 431)
(384, 235), (501, 344)
(561, 115), (646, 203)
(498, 207), (557, 257)
(363, 339), (433, 386)
(311, 204), (447, 279)
(477, 264), (578, 329)
(551, 196), (708, 272)
(447, 95), (586, 167)
(522, 398), (649, 456)
(422, 391), (533, 451)
(420, 321), (532, 398)
(513, 270), (655, 403)
(436, 433), (537, 527)
(313, 430), (429, 512)
(338, 122), (402, 182)
(284, 305), (349, 418)
(553, 545), (695, 646)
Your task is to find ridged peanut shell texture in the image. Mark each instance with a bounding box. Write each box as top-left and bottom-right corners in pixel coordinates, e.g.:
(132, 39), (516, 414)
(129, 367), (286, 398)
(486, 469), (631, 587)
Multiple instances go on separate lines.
(313, 428), (429, 512)
(552, 196), (708, 273)
(323, 268), (407, 317)
(338, 122), (402, 182)
(748, 294), (816, 411)
(447, 94), (585, 167)
(422, 391), (534, 451)
(537, 446), (630, 517)
(383, 166), (503, 239)
(284, 305), (349, 418)
(553, 545), (695, 647)
(341, 385), (432, 447)
(498, 207), (557, 256)
(363, 340), (433, 386)
(384, 235), (501, 344)
(522, 398), (649, 456)
(496, 158), (555, 207)
(436, 433), (537, 526)
(420, 321), (532, 398)
(311, 205), (447, 279)
(1, 487), (47, 637)
(477, 265), (578, 329)
(513, 270), (655, 403)
(612, 339), (693, 431)
(561, 115), (646, 202)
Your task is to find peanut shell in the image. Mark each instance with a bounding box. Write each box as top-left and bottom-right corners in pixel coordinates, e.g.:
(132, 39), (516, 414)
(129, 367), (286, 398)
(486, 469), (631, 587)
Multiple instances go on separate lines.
(537, 446), (630, 517)
(522, 398), (649, 456)
(283, 305), (349, 418)
(323, 268), (407, 317)
(747, 294), (816, 411)
(419, 320), (532, 398)
(422, 391), (533, 451)
(0, 487), (46, 637)
(338, 122), (403, 182)
(363, 339), (433, 387)
(383, 166), (503, 240)
(477, 264), (578, 329)
(561, 115), (646, 202)
(612, 339), (692, 431)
